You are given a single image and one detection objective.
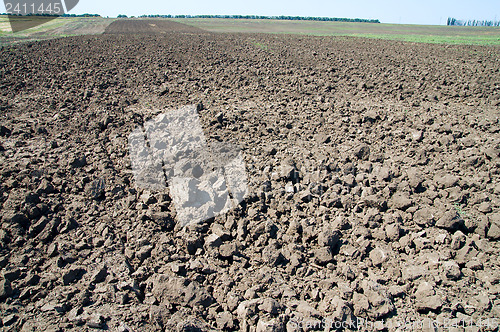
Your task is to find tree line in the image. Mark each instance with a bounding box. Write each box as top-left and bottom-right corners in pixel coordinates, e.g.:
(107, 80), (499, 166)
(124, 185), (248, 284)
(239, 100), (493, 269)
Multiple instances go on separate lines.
(135, 14), (380, 23)
(62, 13), (100, 17)
(447, 17), (500, 26)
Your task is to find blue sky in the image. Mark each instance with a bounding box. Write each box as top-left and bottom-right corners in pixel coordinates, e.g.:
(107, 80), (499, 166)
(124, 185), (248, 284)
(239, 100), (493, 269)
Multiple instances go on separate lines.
(2, 0), (500, 25)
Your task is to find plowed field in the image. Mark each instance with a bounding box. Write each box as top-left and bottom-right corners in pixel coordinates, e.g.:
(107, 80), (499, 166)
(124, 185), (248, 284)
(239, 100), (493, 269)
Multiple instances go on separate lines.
(0, 19), (499, 331)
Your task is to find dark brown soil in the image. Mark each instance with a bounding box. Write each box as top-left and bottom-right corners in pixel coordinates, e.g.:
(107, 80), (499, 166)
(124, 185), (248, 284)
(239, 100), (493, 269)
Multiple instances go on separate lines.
(104, 19), (206, 34)
(0, 20), (499, 331)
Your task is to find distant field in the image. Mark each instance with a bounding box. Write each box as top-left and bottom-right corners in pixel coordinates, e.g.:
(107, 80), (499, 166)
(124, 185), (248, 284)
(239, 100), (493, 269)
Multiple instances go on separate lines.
(174, 18), (500, 45)
(1, 16), (499, 46)
(0, 16), (78, 36)
(0, 16), (115, 45)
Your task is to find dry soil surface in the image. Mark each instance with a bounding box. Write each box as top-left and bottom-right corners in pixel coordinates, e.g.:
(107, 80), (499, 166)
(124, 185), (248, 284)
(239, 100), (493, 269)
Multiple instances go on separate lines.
(0, 19), (499, 331)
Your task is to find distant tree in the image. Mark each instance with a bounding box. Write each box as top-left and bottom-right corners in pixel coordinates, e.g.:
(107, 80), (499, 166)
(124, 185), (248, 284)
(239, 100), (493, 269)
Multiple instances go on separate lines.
(447, 17), (499, 26)
(117, 14), (128, 18)
(61, 13), (100, 17)
(140, 14), (381, 23)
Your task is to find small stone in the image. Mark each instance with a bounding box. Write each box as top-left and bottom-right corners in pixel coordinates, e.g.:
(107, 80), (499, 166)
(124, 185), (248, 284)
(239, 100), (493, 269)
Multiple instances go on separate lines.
(451, 231), (466, 250)
(256, 317), (285, 332)
(415, 281), (434, 298)
(261, 244), (284, 266)
(377, 167), (391, 181)
(185, 235), (203, 255)
(40, 302), (67, 313)
(362, 280), (395, 319)
(388, 285), (407, 298)
(415, 295), (443, 312)
(280, 164), (297, 181)
(25, 273), (40, 286)
(87, 313), (105, 329)
(385, 223), (402, 241)
(226, 292), (242, 312)
(237, 299), (261, 319)
(434, 174), (459, 189)
(117, 322), (132, 332)
(259, 298), (281, 315)
(205, 233), (222, 248)
(471, 294), (491, 312)
(411, 130), (423, 142)
(244, 287), (257, 300)
(460, 137), (476, 147)
(455, 244), (478, 265)
(91, 266), (108, 284)
(341, 162), (355, 175)
(285, 182), (294, 193)
(317, 229), (340, 248)
(140, 191), (157, 205)
(330, 295), (355, 323)
(170, 263), (186, 275)
(443, 261), (461, 280)
(174, 316), (208, 331)
(315, 133), (331, 144)
(296, 301), (321, 317)
(216, 311), (234, 330)
(390, 193), (412, 211)
(402, 265), (428, 282)
(192, 165), (204, 178)
(2, 211), (29, 228)
(369, 247), (388, 266)
(265, 146), (277, 156)
(484, 146), (500, 160)
(465, 259), (483, 270)
(413, 236), (432, 251)
(28, 216), (50, 237)
(216, 112), (224, 123)
(353, 144), (370, 160)
(314, 247), (334, 265)
(76, 240), (90, 251)
(35, 217), (62, 243)
(137, 245), (153, 263)
(37, 179), (56, 195)
(477, 201), (492, 213)
(62, 268), (86, 285)
(47, 242), (58, 257)
(2, 314), (17, 326)
(413, 208), (435, 227)
(0, 125), (11, 137)
(85, 178), (105, 200)
(343, 174), (356, 187)
(406, 169), (422, 191)
(70, 155), (87, 168)
(0, 277), (12, 299)
(93, 237), (105, 247)
(3, 268), (20, 281)
(332, 215), (351, 230)
(299, 189), (313, 202)
(363, 110), (379, 123)
(219, 242), (237, 259)
(487, 214), (500, 240)
(436, 210), (463, 232)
